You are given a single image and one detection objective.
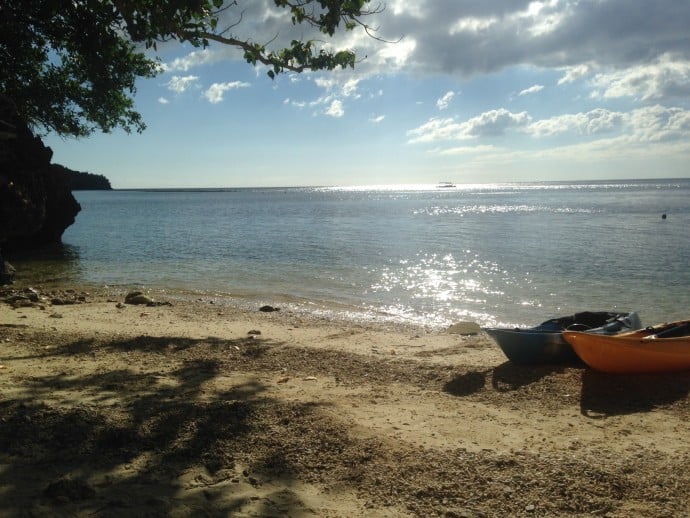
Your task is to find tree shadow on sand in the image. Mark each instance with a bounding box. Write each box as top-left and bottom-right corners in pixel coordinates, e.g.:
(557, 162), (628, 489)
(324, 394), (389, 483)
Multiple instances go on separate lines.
(442, 369), (489, 396)
(0, 333), (336, 516)
(490, 361), (574, 392)
(579, 369), (690, 418)
(442, 361), (571, 397)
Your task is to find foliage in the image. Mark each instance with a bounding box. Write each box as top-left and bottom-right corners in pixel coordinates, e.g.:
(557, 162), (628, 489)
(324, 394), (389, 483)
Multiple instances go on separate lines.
(0, 0), (379, 137)
(51, 164), (113, 190)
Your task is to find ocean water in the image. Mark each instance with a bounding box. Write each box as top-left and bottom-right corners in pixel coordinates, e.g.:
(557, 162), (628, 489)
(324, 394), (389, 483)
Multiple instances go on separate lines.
(9, 179), (690, 329)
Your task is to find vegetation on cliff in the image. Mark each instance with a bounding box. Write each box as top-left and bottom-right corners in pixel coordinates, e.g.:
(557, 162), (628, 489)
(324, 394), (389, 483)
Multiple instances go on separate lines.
(51, 164), (112, 191)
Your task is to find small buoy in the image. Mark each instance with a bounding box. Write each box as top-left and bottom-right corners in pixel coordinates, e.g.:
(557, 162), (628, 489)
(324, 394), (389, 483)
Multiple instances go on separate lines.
(662, 213), (667, 220)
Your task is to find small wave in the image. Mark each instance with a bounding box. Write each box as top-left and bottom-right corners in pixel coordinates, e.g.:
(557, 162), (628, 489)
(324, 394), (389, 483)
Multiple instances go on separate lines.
(415, 205), (598, 216)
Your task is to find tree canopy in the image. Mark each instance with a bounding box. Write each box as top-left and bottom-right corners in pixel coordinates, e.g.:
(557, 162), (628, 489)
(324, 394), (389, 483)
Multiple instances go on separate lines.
(0, 0), (380, 137)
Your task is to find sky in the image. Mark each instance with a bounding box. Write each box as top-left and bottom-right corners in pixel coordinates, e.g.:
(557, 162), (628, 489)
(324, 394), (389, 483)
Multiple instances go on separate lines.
(44, 0), (690, 188)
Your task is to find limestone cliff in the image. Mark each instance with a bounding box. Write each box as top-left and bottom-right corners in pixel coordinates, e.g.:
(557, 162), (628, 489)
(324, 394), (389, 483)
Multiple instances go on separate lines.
(0, 95), (82, 283)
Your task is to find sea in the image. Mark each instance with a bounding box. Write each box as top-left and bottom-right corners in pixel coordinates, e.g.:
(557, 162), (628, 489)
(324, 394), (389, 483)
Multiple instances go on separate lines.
(8, 178), (690, 329)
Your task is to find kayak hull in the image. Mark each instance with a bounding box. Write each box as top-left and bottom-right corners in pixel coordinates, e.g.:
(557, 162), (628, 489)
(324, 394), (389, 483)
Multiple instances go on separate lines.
(484, 311), (642, 365)
(483, 328), (578, 364)
(563, 320), (690, 373)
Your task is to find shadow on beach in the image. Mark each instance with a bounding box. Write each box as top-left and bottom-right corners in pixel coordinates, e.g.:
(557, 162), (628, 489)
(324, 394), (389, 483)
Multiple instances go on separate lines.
(442, 360), (690, 420)
(490, 361), (574, 392)
(579, 369), (690, 418)
(442, 361), (572, 397)
(0, 334), (334, 517)
(2, 327), (690, 516)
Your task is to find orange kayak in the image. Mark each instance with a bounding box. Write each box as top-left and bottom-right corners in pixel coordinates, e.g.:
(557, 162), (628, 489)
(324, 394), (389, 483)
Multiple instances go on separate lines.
(562, 320), (690, 373)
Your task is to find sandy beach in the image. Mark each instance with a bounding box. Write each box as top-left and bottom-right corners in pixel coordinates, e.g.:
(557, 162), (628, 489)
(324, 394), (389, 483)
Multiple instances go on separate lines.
(1, 285), (689, 517)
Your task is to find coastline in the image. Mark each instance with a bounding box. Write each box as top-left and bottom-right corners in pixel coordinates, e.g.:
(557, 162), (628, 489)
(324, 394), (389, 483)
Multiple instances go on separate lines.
(1, 284), (689, 516)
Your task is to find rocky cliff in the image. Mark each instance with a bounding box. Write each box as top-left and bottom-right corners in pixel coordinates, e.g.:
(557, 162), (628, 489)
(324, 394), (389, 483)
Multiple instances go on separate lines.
(0, 95), (82, 283)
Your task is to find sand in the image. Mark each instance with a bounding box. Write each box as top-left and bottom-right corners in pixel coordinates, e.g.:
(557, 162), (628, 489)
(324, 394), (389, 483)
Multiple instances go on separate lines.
(1, 285), (689, 517)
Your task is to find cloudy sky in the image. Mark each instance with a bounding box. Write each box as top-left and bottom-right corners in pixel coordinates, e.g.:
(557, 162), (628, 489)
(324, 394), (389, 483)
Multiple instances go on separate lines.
(45, 0), (690, 188)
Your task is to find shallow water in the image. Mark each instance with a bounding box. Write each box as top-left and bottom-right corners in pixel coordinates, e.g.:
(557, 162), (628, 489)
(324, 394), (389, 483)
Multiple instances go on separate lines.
(9, 179), (690, 329)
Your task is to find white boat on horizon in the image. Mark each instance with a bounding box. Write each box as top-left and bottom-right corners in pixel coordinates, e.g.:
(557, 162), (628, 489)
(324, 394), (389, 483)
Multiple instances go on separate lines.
(437, 181), (456, 188)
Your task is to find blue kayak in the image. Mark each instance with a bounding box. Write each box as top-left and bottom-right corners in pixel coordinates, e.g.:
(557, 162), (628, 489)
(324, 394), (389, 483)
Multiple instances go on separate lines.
(483, 311), (642, 365)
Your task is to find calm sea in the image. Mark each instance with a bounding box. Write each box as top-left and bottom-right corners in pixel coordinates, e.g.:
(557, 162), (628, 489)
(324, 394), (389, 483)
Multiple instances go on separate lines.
(9, 179), (690, 329)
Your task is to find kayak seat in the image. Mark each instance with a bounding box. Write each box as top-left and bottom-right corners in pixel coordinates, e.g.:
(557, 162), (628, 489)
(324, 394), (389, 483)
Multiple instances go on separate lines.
(654, 322), (690, 338)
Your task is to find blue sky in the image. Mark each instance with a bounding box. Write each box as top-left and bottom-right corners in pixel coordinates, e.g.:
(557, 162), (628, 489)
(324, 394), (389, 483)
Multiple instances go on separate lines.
(45, 0), (690, 188)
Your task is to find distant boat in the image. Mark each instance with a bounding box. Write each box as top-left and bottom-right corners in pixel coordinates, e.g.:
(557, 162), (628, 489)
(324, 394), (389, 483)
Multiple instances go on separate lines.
(484, 311), (642, 365)
(437, 181), (456, 188)
(563, 320), (690, 373)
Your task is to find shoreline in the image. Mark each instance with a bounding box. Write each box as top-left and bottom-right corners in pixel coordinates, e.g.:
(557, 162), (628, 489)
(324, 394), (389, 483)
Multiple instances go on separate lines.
(4, 278), (462, 333)
(1, 284), (689, 516)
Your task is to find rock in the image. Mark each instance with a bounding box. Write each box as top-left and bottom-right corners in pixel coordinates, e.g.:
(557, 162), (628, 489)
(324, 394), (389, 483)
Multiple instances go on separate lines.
(1, 95), (81, 268)
(0, 260), (15, 285)
(447, 321), (481, 335)
(10, 297), (34, 308)
(259, 305), (280, 312)
(247, 329), (261, 335)
(124, 291), (154, 305)
(1, 98), (80, 249)
(123, 291), (172, 307)
(51, 297), (77, 305)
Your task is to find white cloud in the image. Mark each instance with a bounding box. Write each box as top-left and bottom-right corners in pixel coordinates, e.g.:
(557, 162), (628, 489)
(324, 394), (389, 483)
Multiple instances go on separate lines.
(165, 75), (200, 93)
(408, 109), (531, 143)
(342, 78), (361, 98)
(626, 105), (690, 142)
(414, 105), (690, 149)
(527, 109), (624, 137)
(325, 100), (344, 118)
(203, 81), (251, 103)
(518, 84), (544, 96)
(436, 91), (456, 110)
(157, 97), (169, 104)
(514, 0), (567, 37)
(438, 144), (498, 156)
(590, 54), (690, 101)
(407, 117), (465, 143)
(314, 77), (337, 90)
(388, 0), (424, 18)
(369, 115), (385, 123)
(284, 98), (307, 108)
(314, 77), (361, 97)
(449, 17), (498, 35)
(375, 38), (416, 70)
(464, 109), (532, 137)
(164, 49), (219, 72)
(305, 75), (366, 117)
(558, 64), (592, 85)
